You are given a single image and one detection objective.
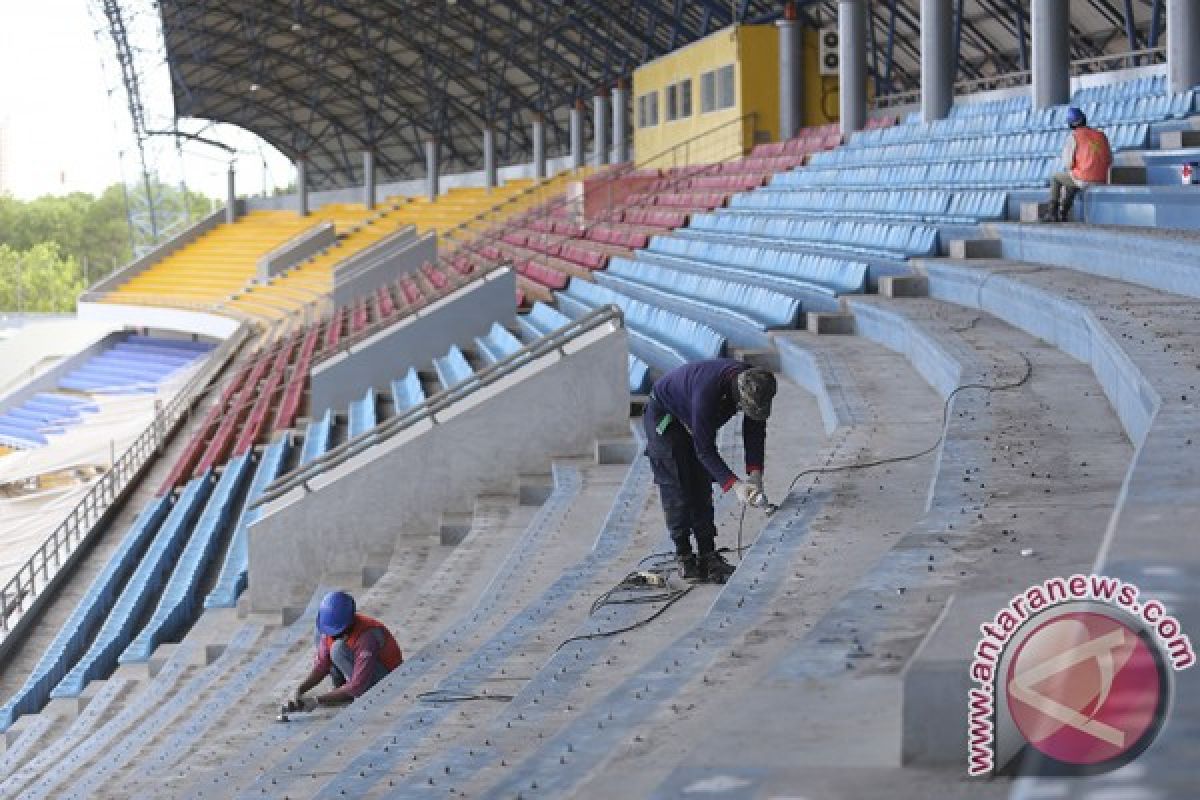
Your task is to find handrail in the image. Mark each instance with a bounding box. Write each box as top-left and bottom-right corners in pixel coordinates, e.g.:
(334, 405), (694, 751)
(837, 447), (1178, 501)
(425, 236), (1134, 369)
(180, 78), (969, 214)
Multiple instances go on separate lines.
(315, 113), (759, 361)
(0, 322), (252, 650)
(251, 304), (623, 510)
(872, 47), (1169, 110)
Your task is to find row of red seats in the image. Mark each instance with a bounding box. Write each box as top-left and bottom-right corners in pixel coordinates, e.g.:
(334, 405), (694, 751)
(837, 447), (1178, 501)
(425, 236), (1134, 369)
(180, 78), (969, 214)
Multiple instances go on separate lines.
(232, 334), (297, 457)
(273, 323), (322, 433)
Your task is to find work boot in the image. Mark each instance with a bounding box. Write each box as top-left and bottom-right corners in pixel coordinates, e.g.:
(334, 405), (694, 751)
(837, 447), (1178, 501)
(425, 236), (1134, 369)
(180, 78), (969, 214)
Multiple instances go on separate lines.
(700, 551), (736, 584)
(1039, 204), (1061, 223)
(1059, 188), (1079, 222)
(678, 553), (703, 582)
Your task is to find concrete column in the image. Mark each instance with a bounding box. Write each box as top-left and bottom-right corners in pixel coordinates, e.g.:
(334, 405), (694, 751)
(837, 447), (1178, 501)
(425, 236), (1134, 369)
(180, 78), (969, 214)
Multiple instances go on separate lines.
(1031, 0), (1071, 109)
(570, 99), (586, 169)
(483, 126), (498, 189)
(593, 88), (610, 167)
(425, 139), (439, 201)
(362, 150), (376, 210)
(838, 0), (867, 135)
(777, 2), (804, 141)
(1168, 0), (1200, 95)
(612, 79), (630, 164)
(532, 113), (547, 179)
(920, 0), (954, 122)
(296, 158), (309, 216)
(225, 166), (237, 224)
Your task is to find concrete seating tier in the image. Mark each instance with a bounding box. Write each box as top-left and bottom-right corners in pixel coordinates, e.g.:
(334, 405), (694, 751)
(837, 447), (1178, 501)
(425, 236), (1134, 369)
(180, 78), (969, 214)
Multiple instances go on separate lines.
(907, 250), (1200, 796)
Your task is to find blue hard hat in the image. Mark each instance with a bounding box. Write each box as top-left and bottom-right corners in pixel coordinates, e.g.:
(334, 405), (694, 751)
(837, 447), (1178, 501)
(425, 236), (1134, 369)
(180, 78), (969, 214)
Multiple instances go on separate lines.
(316, 590), (356, 636)
(1066, 107), (1086, 127)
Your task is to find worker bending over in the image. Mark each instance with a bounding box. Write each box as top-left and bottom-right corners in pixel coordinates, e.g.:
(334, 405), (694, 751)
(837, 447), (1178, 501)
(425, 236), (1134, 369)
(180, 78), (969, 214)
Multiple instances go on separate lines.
(1042, 107), (1112, 223)
(644, 358), (777, 584)
(288, 590), (403, 711)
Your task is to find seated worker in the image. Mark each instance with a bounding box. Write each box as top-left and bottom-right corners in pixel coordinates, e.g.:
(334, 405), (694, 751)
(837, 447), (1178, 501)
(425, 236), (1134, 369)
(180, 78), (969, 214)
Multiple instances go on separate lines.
(1042, 107), (1112, 223)
(644, 358), (777, 584)
(288, 591), (403, 711)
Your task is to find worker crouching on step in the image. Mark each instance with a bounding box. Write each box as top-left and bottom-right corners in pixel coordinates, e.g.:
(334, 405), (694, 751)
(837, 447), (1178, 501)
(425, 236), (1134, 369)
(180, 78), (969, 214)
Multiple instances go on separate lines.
(643, 359), (777, 584)
(287, 590), (403, 712)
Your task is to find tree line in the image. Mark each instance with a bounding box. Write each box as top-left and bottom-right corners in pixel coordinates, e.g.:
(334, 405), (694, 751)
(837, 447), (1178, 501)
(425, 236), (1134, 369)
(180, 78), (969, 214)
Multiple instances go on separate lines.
(0, 182), (213, 312)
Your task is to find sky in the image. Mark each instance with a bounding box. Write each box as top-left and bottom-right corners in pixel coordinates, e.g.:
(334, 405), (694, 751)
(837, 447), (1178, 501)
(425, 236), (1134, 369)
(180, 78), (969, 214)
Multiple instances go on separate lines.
(0, 0), (293, 201)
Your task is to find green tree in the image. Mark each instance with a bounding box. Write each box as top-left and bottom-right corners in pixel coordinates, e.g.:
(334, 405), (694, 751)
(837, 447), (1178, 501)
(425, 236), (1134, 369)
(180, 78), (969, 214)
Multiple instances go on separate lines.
(0, 179), (217, 308)
(0, 243), (85, 312)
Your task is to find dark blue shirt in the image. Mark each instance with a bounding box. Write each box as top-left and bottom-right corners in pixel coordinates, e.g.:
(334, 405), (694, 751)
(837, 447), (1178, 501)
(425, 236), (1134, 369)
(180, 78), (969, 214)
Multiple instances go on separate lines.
(650, 358), (766, 489)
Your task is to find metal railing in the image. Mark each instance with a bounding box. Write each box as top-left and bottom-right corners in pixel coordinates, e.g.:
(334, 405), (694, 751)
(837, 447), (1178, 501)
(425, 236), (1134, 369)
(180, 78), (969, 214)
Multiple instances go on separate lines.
(251, 304), (623, 510)
(0, 323), (252, 650)
(872, 47), (1169, 110)
(313, 113), (759, 362)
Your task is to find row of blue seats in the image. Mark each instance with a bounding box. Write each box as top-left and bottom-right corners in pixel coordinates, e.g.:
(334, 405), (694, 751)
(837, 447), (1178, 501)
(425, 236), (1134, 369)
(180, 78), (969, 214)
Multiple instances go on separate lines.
(855, 100), (1165, 147)
(943, 94), (1031, 119)
(1072, 73), (1168, 105)
(51, 474), (214, 698)
(58, 335), (214, 395)
(646, 235), (867, 295)
(774, 156), (1054, 190)
(559, 280), (725, 371)
(1075, 92), (1195, 126)
(597, 260), (800, 348)
(515, 303), (650, 394)
(686, 212), (939, 259)
(120, 455), (254, 662)
(206, 437), (292, 609)
(823, 124), (1148, 168)
(0, 393), (97, 449)
(0, 497), (174, 730)
(730, 188), (1007, 223)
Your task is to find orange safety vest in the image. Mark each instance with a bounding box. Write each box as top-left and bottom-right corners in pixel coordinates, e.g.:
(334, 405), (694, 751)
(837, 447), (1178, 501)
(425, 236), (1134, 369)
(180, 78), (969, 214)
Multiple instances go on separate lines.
(322, 613), (404, 671)
(1071, 126), (1113, 183)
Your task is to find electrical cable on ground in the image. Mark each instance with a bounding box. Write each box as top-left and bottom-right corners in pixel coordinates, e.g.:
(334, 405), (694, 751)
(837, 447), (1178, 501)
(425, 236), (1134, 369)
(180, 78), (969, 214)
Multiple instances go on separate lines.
(556, 353), (1033, 653)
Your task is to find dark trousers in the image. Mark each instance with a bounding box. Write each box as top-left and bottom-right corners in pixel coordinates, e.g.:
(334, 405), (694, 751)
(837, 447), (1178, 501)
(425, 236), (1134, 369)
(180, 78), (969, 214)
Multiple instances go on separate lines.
(644, 403), (717, 557)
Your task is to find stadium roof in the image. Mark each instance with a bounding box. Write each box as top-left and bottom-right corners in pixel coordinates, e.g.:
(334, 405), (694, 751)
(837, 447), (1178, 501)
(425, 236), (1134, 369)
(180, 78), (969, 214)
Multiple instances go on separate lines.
(160, 0), (1160, 190)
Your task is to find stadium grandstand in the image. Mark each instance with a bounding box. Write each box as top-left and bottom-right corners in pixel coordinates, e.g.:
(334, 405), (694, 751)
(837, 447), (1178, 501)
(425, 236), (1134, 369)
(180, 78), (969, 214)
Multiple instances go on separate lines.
(1, 1), (1198, 798)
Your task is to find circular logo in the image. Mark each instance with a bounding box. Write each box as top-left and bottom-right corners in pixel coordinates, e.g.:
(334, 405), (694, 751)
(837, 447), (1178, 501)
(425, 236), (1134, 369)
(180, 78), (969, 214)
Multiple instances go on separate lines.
(1005, 611), (1168, 768)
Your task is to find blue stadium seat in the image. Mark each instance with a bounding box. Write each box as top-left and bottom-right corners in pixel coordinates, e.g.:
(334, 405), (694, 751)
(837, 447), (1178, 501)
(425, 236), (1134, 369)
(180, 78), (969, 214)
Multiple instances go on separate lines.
(300, 409), (334, 466)
(433, 346), (474, 390)
(475, 322), (523, 365)
(391, 368), (426, 412)
(628, 355), (650, 394)
(205, 436), (292, 609)
(348, 388), (378, 438)
(0, 496), (174, 730)
(120, 454), (255, 662)
(50, 475), (214, 699)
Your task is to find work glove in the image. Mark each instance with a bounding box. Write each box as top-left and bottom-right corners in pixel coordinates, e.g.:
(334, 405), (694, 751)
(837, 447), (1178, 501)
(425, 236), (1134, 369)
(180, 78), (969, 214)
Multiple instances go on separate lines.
(733, 480), (765, 508)
(286, 695), (317, 713)
(747, 472), (769, 508)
